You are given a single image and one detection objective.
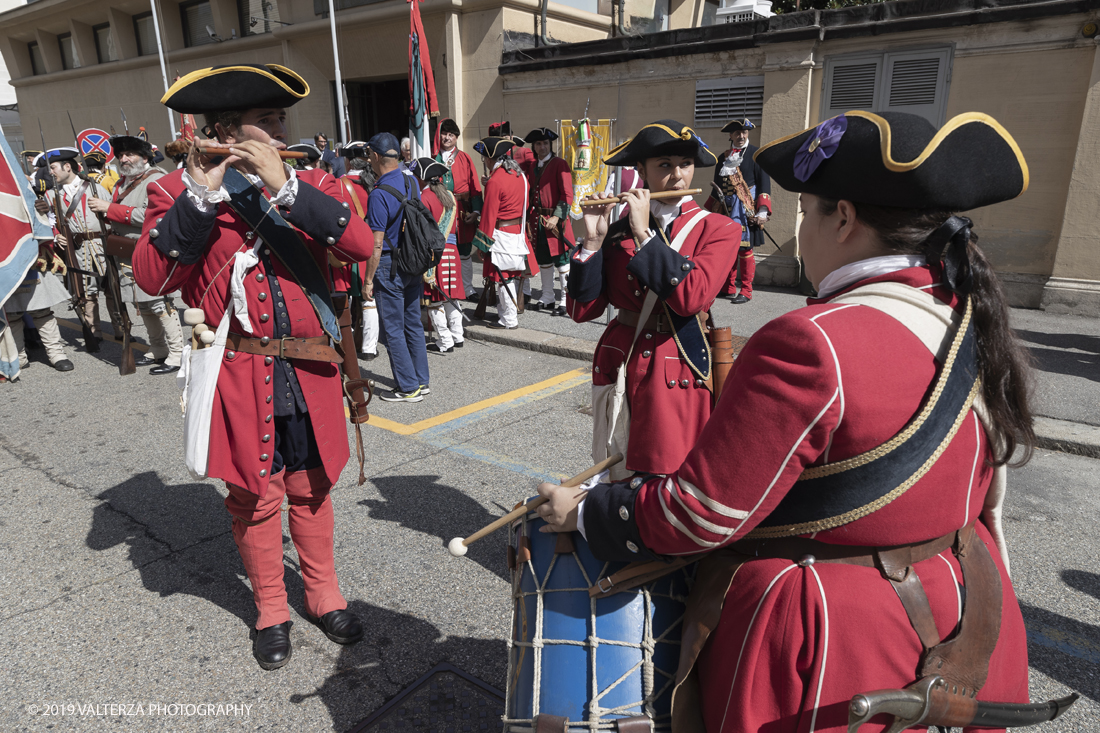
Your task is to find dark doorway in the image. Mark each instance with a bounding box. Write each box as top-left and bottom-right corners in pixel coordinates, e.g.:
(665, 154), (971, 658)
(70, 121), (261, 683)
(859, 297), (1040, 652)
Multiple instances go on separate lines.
(338, 79), (409, 143)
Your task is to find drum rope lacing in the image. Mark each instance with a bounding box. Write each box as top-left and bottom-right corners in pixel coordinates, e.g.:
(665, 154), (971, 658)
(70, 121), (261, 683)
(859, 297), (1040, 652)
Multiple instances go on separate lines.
(504, 514), (692, 731)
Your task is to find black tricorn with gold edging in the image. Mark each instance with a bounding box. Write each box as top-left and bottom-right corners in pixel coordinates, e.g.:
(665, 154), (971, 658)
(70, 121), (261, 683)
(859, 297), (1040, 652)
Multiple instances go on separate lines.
(473, 136), (515, 159)
(161, 64), (310, 114)
(604, 119), (718, 168)
(287, 144), (321, 162)
(754, 111), (1028, 211)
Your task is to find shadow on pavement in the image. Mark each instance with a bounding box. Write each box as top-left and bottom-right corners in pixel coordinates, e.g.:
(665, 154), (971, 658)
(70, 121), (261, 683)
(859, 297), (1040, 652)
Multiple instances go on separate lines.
(359, 474), (510, 581)
(289, 598), (508, 732)
(1015, 330), (1100, 383)
(85, 471), (259, 628)
(1018, 568), (1100, 703)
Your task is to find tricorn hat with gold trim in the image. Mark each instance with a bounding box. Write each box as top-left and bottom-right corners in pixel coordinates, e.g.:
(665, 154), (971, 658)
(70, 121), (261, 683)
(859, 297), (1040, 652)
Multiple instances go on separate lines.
(754, 111), (1028, 211)
(605, 120), (718, 167)
(161, 64), (310, 114)
(473, 136), (514, 159)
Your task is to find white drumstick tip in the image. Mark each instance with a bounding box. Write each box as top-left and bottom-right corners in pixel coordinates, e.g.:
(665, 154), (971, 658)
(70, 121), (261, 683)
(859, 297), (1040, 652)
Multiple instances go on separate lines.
(448, 537), (468, 557)
(199, 330), (216, 345)
(183, 308), (205, 326)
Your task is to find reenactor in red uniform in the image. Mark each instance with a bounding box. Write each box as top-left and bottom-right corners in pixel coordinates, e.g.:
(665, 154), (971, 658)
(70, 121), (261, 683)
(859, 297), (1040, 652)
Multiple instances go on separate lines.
(541, 111), (1045, 733)
(523, 127), (574, 316)
(133, 64), (374, 671)
(434, 118), (483, 301)
(567, 120), (740, 478)
(416, 158), (465, 352)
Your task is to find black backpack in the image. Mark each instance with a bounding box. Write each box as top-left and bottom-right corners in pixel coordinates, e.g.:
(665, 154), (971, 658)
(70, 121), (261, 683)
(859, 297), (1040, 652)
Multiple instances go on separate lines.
(377, 176), (446, 277)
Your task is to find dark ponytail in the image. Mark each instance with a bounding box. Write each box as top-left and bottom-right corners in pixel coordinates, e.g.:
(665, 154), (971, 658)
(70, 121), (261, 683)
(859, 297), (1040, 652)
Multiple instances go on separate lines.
(817, 199), (1035, 466)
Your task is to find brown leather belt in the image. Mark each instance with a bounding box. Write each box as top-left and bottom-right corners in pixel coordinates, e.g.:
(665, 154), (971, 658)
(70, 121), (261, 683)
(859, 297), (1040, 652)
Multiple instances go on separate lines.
(615, 307), (671, 333)
(226, 333), (340, 363)
(454, 191), (471, 202)
(536, 207), (556, 216)
(497, 217), (522, 227)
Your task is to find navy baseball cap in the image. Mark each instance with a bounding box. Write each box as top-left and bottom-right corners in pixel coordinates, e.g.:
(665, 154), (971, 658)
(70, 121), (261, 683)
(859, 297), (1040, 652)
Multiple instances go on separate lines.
(366, 132), (400, 158)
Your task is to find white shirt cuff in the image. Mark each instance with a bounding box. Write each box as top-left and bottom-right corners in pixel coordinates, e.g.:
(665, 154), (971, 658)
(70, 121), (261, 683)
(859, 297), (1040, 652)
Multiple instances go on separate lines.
(181, 171), (230, 212)
(574, 247), (597, 262)
(757, 211), (768, 222)
(576, 498), (587, 540)
(268, 166), (298, 207)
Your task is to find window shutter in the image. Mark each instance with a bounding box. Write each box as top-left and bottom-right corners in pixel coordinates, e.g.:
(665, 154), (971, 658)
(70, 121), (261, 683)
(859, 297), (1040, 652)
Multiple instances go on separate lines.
(694, 76), (765, 128)
(182, 1), (217, 47)
(883, 48), (951, 126)
(134, 14), (157, 56)
(823, 58), (880, 119)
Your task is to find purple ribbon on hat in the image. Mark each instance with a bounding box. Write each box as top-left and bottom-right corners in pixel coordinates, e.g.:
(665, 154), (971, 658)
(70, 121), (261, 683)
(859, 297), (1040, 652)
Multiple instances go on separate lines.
(793, 115), (848, 182)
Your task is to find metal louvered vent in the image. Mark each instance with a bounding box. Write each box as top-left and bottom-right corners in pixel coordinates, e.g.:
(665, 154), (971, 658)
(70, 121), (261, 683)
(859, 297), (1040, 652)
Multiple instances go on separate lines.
(888, 58), (940, 107)
(695, 82), (764, 127)
(829, 63), (878, 109)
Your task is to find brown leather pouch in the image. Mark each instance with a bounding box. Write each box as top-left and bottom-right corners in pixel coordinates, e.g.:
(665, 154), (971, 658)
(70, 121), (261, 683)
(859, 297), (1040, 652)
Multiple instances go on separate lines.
(103, 234), (136, 259)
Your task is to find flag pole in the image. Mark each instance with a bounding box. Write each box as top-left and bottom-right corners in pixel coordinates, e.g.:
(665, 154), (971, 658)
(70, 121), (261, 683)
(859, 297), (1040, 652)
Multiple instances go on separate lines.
(328, 0), (346, 147)
(148, 0), (177, 138)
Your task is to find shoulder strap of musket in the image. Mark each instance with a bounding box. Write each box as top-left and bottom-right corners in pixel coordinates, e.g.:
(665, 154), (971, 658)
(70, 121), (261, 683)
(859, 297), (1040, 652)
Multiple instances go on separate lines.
(221, 167), (341, 342)
(748, 294), (979, 538)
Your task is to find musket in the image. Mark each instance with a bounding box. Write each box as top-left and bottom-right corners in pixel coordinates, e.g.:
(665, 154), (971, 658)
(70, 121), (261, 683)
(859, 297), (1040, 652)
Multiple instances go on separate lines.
(709, 180), (782, 249)
(42, 118), (99, 352)
(847, 675), (1078, 733)
(68, 112), (135, 375)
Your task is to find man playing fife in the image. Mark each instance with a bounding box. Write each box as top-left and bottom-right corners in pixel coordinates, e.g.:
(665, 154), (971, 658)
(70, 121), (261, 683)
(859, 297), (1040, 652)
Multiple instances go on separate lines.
(133, 64), (373, 671)
(88, 134), (184, 374)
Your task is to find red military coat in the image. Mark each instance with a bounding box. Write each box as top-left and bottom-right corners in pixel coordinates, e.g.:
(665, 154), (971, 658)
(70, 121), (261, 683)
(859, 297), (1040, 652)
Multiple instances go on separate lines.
(567, 200), (740, 474)
(477, 165), (538, 280)
(420, 186), (463, 302)
(629, 266), (1028, 732)
(331, 175), (372, 294)
(132, 168), (374, 497)
(526, 154), (575, 258)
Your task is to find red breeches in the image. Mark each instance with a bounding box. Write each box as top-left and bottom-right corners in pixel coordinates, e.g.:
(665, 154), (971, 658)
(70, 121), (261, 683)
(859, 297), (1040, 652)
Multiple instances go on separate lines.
(225, 466), (347, 630)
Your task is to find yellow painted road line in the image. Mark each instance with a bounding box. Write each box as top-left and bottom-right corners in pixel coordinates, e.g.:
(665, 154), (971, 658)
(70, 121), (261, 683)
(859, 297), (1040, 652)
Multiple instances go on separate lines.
(369, 367), (590, 436)
(57, 318), (149, 352)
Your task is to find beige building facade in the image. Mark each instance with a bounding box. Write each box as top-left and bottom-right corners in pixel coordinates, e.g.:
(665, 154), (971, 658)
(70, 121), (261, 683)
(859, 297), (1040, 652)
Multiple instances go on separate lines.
(3, 0), (1099, 313)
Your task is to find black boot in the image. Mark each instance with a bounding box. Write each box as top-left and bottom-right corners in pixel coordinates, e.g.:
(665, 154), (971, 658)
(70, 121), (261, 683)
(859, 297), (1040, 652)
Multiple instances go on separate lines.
(310, 609), (364, 644)
(252, 621), (292, 670)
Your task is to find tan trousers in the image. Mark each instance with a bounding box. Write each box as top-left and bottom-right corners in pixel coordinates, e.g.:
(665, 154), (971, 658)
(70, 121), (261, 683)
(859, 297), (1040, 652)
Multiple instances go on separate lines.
(136, 298), (184, 366)
(9, 308), (68, 365)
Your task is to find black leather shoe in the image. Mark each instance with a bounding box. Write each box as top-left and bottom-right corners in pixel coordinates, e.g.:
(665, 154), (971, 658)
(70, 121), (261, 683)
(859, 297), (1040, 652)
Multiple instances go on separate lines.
(253, 622), (292, 670)
(426, 343), (453, 354)
(310, 609), (364, 645)
(528, 302), (542, 312)
(552, 305), (567, 317)
(730, 294), (751, 304)
(52, 359), (74, 372)
(453, 341), (464, 348)
(134, 354), (164, 367)
(150, 364), (181, 375)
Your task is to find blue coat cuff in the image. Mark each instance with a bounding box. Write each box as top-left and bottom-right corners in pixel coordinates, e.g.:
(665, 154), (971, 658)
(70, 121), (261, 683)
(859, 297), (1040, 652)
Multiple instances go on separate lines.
(626, 236), (696, 300)
(567, 248), (604, 302)
(284, 180), (351, 247)
(584, 477), (659, 563)
(154, 194), (217, 265)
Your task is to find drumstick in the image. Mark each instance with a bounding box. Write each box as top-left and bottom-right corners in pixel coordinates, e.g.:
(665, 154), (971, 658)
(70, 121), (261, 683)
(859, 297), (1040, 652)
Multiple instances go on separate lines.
(447, 453), (624, 557)
(580, 188), (702, 207)
(194, 144), (308, 159)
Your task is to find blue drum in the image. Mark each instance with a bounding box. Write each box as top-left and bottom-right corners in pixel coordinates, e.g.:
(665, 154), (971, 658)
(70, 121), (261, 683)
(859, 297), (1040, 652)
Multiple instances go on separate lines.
(504, 508), (694, 731)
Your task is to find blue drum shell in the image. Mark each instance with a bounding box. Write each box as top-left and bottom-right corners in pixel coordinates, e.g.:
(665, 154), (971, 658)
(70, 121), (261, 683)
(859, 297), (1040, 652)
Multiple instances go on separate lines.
(506, 510), (694, 731)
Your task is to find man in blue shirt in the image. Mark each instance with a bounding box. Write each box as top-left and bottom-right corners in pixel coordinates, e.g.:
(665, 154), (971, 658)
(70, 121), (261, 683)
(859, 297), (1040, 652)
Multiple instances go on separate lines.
(363, 132), (430, 402)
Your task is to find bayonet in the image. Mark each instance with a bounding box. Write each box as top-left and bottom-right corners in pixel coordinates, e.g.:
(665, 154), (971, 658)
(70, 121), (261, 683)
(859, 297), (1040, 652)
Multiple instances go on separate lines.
(120, 108), (129, 135)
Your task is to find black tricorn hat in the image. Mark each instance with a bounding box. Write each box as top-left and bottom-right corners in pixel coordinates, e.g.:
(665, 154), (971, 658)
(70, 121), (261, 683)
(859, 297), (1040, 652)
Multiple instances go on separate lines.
(111, 135), (154, 161)
(721, 118), (756, 133)
(605, 120), (718, 167)
(21, 149), (41, 158)
(439, 118), (460, 136)
(161, 64), (310, 114)
(44, 147), (79, 164)
(416, 157), (448, 181)
(754, 111), (1028, 211)
(340, 141), (369, 158)
(288, 144), (322, 161)
(473, 137), (514, 159)
(525, 127), (558, 143)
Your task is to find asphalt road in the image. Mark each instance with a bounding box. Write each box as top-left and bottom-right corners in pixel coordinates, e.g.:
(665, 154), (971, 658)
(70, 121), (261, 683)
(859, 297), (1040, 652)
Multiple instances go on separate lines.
(0, 305), (1098, 732)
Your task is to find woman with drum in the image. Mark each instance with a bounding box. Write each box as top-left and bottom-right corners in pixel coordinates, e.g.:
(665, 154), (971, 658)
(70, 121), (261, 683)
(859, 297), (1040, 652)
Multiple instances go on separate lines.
(539, 111), (1035, 731)
(568, 120), (741, 480)
(472, 136), (537, 330)
(415, 157), (465, 353)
